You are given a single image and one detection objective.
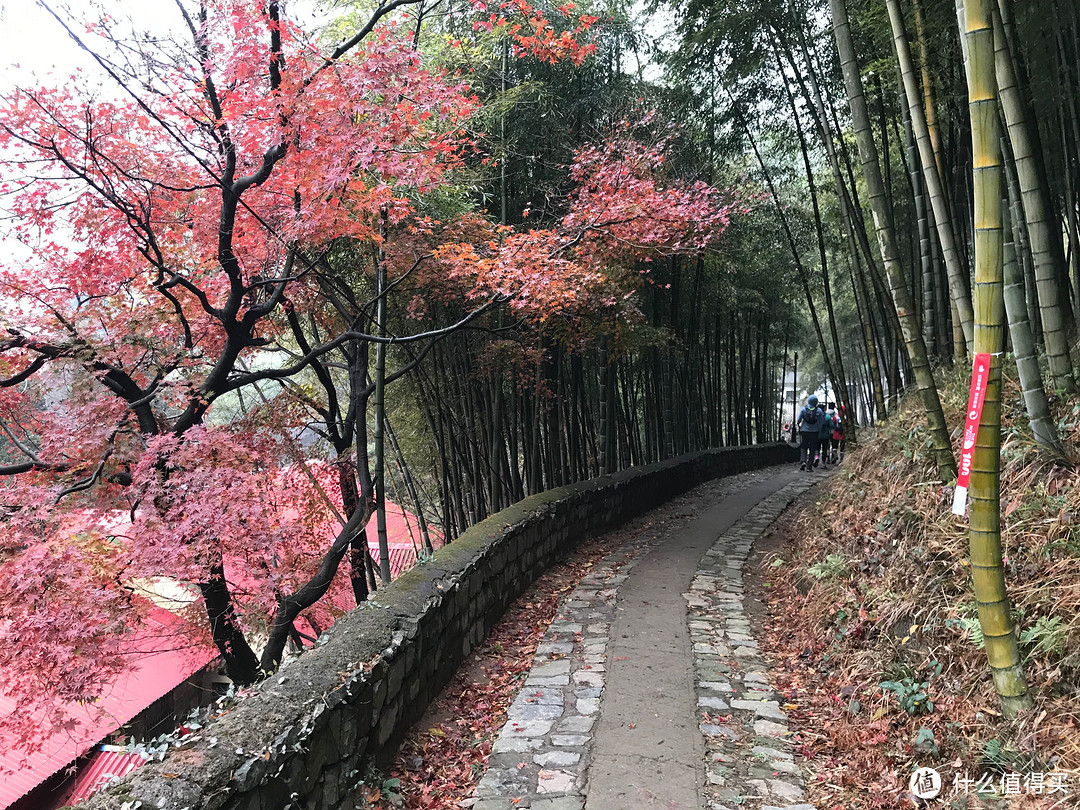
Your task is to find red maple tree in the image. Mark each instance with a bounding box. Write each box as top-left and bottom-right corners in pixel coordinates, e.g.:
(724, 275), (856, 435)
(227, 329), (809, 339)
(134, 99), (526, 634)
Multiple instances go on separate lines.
(0, 0), (735, 754)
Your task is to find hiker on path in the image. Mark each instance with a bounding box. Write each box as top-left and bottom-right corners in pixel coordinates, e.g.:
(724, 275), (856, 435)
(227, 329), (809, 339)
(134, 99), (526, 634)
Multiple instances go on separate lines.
(816, 404), (834, 468)
(827, 405), (843, 464)
(797, 395), (822, 471)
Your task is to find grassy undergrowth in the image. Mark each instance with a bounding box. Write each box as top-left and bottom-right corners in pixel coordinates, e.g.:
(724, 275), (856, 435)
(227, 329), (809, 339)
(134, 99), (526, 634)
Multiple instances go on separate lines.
(763, 363), (1080, 808)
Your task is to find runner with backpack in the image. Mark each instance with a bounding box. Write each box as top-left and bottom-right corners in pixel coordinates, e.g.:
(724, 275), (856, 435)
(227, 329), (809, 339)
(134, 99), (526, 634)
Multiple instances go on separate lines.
(797, 395), (822, 471)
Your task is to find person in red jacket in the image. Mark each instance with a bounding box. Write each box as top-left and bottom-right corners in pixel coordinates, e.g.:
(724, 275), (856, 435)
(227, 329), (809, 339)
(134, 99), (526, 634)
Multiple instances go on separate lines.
(829, 405), (846, 463)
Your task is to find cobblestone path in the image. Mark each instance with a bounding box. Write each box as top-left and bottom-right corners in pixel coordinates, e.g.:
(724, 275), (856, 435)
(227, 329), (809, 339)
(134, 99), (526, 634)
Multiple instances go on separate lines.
(468, 464), (823, 810)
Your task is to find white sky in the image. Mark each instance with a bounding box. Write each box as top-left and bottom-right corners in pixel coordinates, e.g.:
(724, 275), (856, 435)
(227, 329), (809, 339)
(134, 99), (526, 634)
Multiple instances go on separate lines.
(0, 2), (77, 81)
(0, 1), (334, 90)
(0, 2), (167, 89)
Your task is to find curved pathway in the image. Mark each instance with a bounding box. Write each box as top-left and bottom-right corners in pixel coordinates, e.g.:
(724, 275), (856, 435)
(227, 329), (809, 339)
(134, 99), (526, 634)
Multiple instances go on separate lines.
(469, 464), (824, 810)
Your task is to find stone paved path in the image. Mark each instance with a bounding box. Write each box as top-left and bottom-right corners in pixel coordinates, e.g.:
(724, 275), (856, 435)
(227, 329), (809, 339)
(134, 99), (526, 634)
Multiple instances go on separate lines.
(690, 477), (819, 810)
(469, 464), (825, 810)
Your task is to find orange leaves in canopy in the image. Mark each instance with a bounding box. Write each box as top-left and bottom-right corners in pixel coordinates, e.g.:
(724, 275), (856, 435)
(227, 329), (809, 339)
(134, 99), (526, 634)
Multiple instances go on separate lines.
(467, 0), (598, 65)
(433, 118), (739, 321)
(435, 225), (606, 315)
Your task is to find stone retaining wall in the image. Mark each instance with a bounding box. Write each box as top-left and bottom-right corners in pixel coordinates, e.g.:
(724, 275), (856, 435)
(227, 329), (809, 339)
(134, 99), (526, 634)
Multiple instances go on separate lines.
(78, 444), (795, 810)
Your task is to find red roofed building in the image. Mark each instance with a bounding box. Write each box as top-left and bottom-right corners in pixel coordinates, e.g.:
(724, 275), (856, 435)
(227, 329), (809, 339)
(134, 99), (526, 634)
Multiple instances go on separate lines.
(1, 490), (437, 809)
(62, 746), (148, 806)
(0, 606), (218, 810)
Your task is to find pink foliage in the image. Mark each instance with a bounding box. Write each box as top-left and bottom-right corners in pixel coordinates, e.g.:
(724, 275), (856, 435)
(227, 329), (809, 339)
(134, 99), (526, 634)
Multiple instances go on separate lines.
(0, 0), (738, 758)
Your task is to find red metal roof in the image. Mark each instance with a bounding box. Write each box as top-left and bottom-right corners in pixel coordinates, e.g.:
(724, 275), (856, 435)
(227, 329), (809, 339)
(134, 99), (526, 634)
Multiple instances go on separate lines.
(62, 747), (148, 806)
(0, 607), (216, 810)
(367, 537), (440, 579)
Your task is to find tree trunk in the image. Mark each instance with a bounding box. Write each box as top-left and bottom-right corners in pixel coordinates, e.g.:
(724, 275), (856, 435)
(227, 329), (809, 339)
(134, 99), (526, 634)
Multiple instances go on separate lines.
(261, 500), (375, 673)
(199, 563), (261, 685)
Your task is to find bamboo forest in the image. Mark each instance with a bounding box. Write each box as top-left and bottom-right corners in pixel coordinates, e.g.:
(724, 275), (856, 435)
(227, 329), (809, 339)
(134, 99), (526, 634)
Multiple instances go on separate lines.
(1, 0), (1079, 808)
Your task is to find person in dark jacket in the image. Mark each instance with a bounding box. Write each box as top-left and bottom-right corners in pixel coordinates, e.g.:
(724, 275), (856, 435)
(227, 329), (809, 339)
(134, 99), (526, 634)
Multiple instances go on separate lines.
(797, 395), (822, 471)
(816, 405), (834, 468)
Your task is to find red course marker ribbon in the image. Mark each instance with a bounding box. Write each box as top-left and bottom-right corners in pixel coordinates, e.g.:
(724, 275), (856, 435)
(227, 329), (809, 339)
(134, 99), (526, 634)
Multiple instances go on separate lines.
(952, 353), (992, 516)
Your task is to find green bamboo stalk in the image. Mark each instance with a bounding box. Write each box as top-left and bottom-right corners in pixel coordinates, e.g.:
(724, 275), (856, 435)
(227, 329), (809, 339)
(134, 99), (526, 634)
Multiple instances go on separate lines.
(963, 0), (1032, 716)
(887, 0), (975, 349)
(830, 0), (957, 482)
(991, 3), (1076, 393)
(912, 0), (945, 177)
(1001, 192), (1065, 455)
(899, 81), (939, 358)
(599, 333), (611, 475)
